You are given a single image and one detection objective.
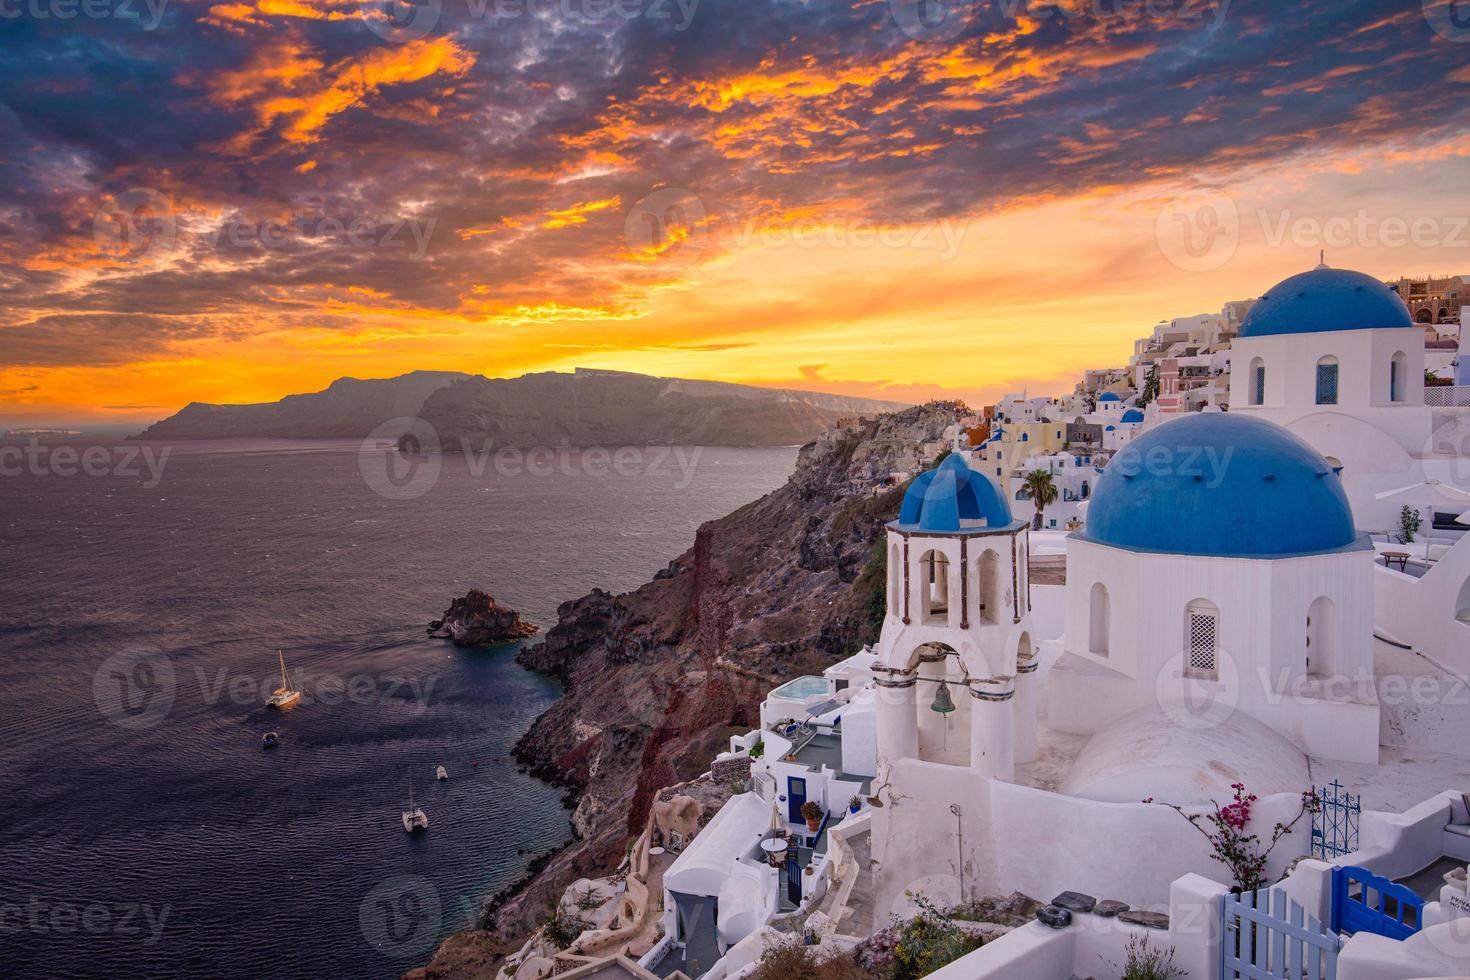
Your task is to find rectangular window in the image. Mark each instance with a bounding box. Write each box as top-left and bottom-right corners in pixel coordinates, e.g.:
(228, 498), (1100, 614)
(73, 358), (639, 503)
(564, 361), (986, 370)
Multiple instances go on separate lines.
(1187, 613), (1218, 679)
(1316, 363), (1339, 405)
(1253, 365), (1265, 405)
(1390, 361), (1401, 402)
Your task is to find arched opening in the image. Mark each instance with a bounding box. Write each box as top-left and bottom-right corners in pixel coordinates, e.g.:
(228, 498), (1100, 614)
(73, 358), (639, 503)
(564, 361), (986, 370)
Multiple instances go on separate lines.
(918, 550), (950, 626)
(1249, 356), (1266, 406)
(1439, 308), (1451, 324)
(978, 550), (1000, 625)
(1088, 583), (1110, 656)
(888, 543), (901, 617)
(910, 642), (970, 767)
(1306, 596), (1335, 678)
(1324, 455), (1343, 477)
(1315, 356), (1339, 406)
(1184, 599), (1220, 680)
(1456, 577), (1470, 625)
(1390, 351), (1407, 403)
(1417, 308), (1434, 324)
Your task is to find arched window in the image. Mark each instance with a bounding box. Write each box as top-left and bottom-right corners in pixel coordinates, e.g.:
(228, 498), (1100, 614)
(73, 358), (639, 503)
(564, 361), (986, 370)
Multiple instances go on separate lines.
(1249, 356), (1266, 406)
(1184, 599), (1220, 680)
(978, 550), (1000, 625)
(1088, 583), (1110, 656)
(1390, 351), (1407, 403)
(888, 543), (901, 616)
(919, 550), (949, 625)
(1315, 356), (1339, 406)
(1307, 596), (1335, 678)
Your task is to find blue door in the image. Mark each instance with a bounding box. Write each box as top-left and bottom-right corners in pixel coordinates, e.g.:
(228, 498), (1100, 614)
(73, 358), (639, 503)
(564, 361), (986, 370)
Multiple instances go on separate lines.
(787, 777), (806, 823)
(1332, 865), (1422, 940)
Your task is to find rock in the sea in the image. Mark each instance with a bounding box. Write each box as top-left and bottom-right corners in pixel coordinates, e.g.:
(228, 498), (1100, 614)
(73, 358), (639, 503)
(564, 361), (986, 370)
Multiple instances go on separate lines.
(1036, 905), (1072, 929)
(429, 590), (538, 646)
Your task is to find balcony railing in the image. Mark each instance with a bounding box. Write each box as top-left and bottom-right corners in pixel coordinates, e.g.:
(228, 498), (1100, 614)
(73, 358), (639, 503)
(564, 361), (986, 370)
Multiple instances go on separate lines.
(1426, 386), (1470, 408)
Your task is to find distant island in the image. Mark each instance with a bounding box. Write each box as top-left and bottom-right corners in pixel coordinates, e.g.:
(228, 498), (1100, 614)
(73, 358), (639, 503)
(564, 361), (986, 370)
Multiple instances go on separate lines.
(133, 368), (907, 447)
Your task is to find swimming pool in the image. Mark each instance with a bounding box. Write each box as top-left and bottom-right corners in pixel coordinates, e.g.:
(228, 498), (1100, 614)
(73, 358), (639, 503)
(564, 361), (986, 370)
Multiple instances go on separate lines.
(769, 675), (829, 700)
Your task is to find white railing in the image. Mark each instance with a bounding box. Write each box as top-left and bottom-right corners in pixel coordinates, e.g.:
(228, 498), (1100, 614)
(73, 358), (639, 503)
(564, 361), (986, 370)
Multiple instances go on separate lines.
(1426, 385), (1470, 408)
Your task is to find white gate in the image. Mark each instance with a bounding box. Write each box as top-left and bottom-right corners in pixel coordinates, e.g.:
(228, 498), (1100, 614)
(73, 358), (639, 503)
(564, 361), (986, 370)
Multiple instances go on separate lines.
(1222, 886), (1341, 979)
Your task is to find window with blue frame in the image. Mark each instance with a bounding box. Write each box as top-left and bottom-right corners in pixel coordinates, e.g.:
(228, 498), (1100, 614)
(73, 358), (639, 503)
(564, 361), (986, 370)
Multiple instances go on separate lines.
(1316, 359), (1339, 405)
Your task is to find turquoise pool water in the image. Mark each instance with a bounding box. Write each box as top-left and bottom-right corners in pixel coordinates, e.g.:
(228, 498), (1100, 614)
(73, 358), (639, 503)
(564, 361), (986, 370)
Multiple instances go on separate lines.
(770, 675), (829, 700)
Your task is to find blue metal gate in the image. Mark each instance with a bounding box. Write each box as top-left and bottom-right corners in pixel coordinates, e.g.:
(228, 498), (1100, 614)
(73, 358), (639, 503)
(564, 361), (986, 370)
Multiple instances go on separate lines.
(1312, 781), (1360, 860)
(1222, 886), (1340, 979)
(1331, 866), (1423, 941)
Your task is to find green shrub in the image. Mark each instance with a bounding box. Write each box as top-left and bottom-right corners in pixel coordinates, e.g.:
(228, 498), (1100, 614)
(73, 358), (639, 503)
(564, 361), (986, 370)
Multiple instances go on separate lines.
(1109, 935), (1185, 980)
(890, 896), (983, 980)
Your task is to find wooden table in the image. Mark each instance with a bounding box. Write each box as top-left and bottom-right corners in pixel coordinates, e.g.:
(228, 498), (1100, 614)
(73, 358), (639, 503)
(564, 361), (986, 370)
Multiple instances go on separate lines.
(1382, 551), (1411, 572)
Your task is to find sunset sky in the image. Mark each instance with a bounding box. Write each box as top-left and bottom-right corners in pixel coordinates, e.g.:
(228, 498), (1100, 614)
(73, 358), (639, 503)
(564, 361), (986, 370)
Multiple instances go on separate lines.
(3, 0), (1470, 427)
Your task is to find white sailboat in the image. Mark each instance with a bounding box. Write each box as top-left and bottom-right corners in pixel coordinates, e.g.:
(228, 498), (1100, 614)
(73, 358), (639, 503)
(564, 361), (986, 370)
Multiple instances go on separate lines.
(402, 773), (429, 833)
(265, 650), (301, 709)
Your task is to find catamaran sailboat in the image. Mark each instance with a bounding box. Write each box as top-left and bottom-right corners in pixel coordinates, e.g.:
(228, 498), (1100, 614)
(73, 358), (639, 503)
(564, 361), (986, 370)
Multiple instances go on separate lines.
(265, 650), (301, 709)
(402, 773), (429, 833)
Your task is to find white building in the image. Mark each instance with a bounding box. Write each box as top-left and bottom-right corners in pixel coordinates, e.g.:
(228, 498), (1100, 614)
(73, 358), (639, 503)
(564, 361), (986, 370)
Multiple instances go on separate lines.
(869, 452), (1039, 914)
(1049, 413), (1381, 765)
(1229, 263), (1470, 533)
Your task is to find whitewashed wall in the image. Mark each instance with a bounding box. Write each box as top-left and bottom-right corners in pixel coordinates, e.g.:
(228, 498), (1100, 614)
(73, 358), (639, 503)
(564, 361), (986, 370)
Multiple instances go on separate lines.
(1055, 538), (1380, 763)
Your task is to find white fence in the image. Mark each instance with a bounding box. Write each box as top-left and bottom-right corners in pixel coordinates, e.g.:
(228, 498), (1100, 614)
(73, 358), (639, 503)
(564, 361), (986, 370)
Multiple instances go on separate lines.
(1426, 386), (1470, 408)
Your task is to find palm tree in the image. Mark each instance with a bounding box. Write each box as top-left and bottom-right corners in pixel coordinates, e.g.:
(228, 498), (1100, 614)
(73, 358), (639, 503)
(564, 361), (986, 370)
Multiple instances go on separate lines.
(1022, 469), (1059, 530)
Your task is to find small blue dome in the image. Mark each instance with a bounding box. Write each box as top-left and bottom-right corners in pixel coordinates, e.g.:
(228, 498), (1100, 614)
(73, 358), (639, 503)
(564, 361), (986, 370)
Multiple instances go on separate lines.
(897, 453), (1012, 532)
(1239, 267), (1413, 338)
(1098, 392), (1121, 402)
(1081, 414), (1358, 558)
(1120, 409), (1145, 424)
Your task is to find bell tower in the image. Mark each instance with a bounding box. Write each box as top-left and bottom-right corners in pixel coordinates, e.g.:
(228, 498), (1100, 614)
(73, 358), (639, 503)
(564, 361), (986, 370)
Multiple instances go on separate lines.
(870, 452), (1037, 914)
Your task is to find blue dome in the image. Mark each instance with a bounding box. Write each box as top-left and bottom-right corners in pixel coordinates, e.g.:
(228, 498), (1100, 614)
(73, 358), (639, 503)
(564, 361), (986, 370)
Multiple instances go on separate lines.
(1080, 414), (1358, 558)
(1238, 267), (1413, 338)
(897, 453), (1012, 532)
(1098, 392), (1121, 402)
(1120, 409), (1145, 424)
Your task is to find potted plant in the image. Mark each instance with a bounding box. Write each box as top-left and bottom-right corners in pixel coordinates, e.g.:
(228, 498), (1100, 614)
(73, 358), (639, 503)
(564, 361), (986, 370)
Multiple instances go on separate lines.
(801, 800), (823, 831)
(848, 795), (862, 815)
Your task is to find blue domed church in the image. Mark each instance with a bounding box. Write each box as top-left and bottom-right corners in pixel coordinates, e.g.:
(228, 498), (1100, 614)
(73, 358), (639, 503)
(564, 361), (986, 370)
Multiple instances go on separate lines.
(1050, 411), (1381, 765)
(1229, 263), (1442, 531)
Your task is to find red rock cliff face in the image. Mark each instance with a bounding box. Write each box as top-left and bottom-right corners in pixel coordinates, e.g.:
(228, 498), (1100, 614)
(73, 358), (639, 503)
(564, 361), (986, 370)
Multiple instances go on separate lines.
(414, 403), (961, 978)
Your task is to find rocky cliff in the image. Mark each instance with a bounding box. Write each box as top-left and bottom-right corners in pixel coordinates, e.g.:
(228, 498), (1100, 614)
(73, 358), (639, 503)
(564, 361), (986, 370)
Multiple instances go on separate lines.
(418, 369), (907, 450)
(135, 371), (471, 440)
(411, 402), (962, 979)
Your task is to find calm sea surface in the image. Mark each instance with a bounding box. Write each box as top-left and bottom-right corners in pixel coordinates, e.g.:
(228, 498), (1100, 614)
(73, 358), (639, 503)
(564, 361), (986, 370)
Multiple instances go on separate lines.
(0, 439), (797, 979)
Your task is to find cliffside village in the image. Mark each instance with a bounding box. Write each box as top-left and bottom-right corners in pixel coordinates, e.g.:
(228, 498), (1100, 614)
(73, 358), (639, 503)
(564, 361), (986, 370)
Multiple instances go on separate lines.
(484, 265), (1470, 980)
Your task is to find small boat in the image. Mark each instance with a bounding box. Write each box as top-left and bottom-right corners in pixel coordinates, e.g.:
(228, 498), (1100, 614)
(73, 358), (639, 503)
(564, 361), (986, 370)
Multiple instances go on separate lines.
(265, 650), (301, 709)
(436, 766), (449, 781)
(402, 773), (429, 833)
(262, 732), (279, 749)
